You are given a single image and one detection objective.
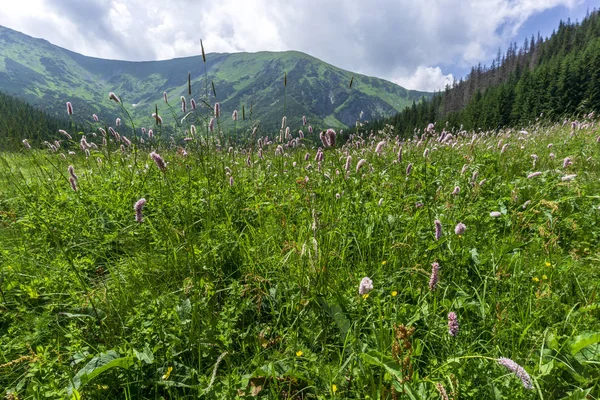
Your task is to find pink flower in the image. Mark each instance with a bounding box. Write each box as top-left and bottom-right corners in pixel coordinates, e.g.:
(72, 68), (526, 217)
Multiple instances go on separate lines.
(191, 98), (197, 110)
(150, 151), (166, 171)
(527, 172), (542, 179)
(93, 114), (99, 122)
(448, 312), (459, 336)
(302, 115), (307, 125)
(214, 102), (221, 118)
(345, 156), (352, 172)
(109, 92), (120, 103)
(452, 186), (460, 195)
(429, 262), (439, 290)
(406, 163), (413, 176)
(454, 222), (466, 235)
(359, 277), (373, 295)
(116, 118), (121, 126)
(497, 358), (533, 390)
(181, 96), (187, 113)
(68, 165), (78, 181)
(209, 118), (215, 133)
(563, 157), (572, 169)
(434, 219), (442, 240)
(134, 198), (147, 223)
(152, 113), (162, 125)
(69, 176), (77, 191)
(232, 110), (238, 121)
(356, 159), (367, 173)
(66, 102), (73, 115)
(22, 139), (31, 149)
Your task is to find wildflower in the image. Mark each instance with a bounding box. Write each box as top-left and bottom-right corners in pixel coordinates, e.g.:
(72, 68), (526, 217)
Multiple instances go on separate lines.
(93, 114), (99, 122)
(109, 92), (120, 103)
(397, 147), (402, 163)
(461, 164), (468, 175)
(434, 219), (442, 240)
(308, 125), (313, 133)
(415, 202), (423, 208)
(22, 139), (31, 149)
(68, 165), (78, 181)
(296, 350), (303, 357)
(320, 131), (329, 147)
(281, 116), (287, 129)
(406, 163), (413, 176)
(490, 211), (502, 218)
(229, 176), (234, 186)
(448, 312), (459, 336)
(209, 117), (215, 133)
(522, 200), (531, 209)
(542, 274), (547, 280)
(545, 261), (551, 267)
(549, 152), (555, 159)
(150, 151), (166, 171)
(562, 157), (572, 168)
(326, 128), (336, 147)
(163, 91), (168, 103)
(332, 384), (338, 394)
(527, 172), (542, 179)
(375, 140), (385, 154)
(497, 357), (533, 390)
(436, 383), (449, 400)
(500, 144), (508, 154)
(116, 117), (121, 126)
(66, 101), (73, 115)
(152, 112), (162, 125)
(359, 277), (373, 295)
(561, 174), (577, 181)
(429, 262), (439, 290)
(423, 148), (429, 158)
(454, 222), (466, 235)
(134, 198), (146, 223)
(232, 110), (238, 121)
(69, 176), (77, 191)
(451, 186), (460, 195)
(181, 96), (186, 113)
(302, 115), (307, 125)
(162, 366), (173, 380)
(378, 198), (384, 207)
(478, 179), (487, 186)
(148, 129), (153, 139)
(391, 291), (397, 297)
(191, 98), (196, 110)
(214, 102), (221, 118)
(356, 159), (367, 173)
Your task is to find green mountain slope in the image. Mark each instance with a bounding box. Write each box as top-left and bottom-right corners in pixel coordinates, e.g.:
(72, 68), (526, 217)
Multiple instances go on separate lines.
(0, 25), (430, 132)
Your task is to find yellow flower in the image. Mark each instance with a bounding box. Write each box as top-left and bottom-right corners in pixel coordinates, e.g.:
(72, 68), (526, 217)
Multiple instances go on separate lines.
(381, 260), (387, 266)
(391, 291), (398, 297)
(332, 384), (338, 393)
(542, 274), (548, 280)
(545, 261), (551, 267)
(532, 277), (539, 282)
(296, 350), (303, 357)
(362, 293), (369, 300)
(162, 366), (173, 380)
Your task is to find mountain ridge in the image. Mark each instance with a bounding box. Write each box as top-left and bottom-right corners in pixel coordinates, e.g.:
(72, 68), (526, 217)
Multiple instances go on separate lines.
(0, 25), (430, 132)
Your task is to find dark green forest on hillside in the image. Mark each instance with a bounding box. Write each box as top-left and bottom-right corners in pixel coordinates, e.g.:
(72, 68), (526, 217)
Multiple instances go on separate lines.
(370, 8), (600, 134)
(0, 91), (75, 150)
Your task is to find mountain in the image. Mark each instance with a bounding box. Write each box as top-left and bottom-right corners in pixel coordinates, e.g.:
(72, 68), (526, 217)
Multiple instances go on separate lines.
(369, 9), (600, 135)
(0, 25), (430, 133)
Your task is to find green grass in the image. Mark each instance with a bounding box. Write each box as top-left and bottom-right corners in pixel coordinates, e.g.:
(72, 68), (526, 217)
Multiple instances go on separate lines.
(0, 116), (599, 399)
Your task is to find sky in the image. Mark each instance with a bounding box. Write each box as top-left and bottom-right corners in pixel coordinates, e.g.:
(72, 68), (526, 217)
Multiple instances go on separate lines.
(0, 0), (595, 92)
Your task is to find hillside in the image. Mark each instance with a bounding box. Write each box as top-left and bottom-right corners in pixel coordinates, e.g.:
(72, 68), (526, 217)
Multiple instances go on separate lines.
(370, 8), (600, 134)
(0, 25), (429, 132)
(0, 90), (74, 150)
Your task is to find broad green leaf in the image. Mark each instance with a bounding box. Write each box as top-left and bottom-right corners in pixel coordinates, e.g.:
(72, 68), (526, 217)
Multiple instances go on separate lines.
(68, 350), (134, 393)
(569, 332), (600, 355)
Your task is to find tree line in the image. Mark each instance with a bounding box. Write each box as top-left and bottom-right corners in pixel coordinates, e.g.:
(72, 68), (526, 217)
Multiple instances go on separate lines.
(369, 8), (600, 134)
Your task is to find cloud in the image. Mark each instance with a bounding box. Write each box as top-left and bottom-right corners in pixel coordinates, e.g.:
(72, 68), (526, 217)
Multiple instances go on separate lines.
(393, 67), (454, 92)
(0, 0), (584, 91)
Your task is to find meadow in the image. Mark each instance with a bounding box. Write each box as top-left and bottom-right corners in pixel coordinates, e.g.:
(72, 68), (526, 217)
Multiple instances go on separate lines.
(1, 100), (600, 399)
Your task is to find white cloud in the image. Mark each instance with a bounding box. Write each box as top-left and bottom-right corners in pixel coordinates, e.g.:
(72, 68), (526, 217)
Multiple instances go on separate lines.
(0, 0), (584, 91)
(393, 67), (454, 92)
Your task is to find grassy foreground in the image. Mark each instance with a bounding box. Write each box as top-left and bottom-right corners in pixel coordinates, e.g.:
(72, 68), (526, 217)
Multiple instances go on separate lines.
(1, 118), (600, 399)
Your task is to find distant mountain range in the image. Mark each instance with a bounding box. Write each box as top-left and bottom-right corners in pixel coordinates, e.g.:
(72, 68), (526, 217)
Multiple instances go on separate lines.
(0, 25), (430, 133)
